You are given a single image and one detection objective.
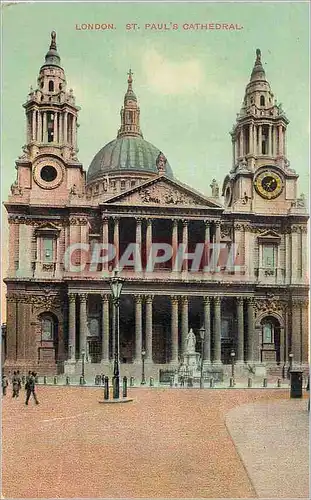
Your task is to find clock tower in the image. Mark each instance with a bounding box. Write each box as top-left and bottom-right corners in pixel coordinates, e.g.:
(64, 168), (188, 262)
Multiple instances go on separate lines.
(222, 49), (305, 214)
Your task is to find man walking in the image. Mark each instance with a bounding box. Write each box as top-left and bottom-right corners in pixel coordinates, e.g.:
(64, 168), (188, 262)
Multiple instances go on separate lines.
(12, 371), (21, 398)
(2, 375), (8, 396)
(25, 371), (39, 405)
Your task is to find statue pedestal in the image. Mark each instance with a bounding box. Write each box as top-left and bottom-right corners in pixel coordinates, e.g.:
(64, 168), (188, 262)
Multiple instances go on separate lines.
(182, 352), (200, 370)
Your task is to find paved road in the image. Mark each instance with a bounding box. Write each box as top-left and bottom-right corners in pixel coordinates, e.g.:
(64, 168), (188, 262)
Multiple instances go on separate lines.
(226, 399), (309, 498)
(2, 387), (308, 498)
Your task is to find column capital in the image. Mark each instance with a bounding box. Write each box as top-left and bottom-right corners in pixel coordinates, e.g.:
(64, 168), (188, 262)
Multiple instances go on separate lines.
(204, 220), (211, 228)
(145, 294), (154, 303)
(80, 293), (87, 302)
(100, 293), (109, 302)
(247, 296), (255, 306)
(203, 296), (211, 305)
(214, 296), (222, 306)
(181, 219), (188, 227)
(146, 218), (153, 226)
(172, 219), (178, 227)
(170, 295), (179, 303)
(112, 216), (120, 224)
(215, 220), (221, 228)
(180, 295), (188, 304)
(102, 216), (109, 224)
(237, 296), (244, 305)
(135, 217), (142, 224)
(135, 294), (143, 304)
(68, 293), (76, 303)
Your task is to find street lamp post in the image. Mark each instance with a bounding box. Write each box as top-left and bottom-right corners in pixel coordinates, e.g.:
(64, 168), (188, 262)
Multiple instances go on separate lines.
(141, 348), (146, 385)
(289, 352), (293, 377)
(230, 349), (236, 380)
(110, 269), (124, 399)
(199, 326), (206, 389)
(81, 349), (85, 382)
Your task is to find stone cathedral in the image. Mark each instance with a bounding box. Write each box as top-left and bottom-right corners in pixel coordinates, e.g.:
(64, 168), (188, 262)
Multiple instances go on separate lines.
(3, 34), (309, 379)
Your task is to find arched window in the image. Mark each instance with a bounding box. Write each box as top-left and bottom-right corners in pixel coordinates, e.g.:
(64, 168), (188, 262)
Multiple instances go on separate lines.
(260, 95), (265, 106)
(49, 80), (54, 92)
(40, 314), (54, 341)
(263, 322), (273, 343)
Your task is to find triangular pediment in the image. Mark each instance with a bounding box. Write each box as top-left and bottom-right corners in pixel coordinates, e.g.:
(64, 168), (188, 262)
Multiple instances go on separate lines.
(34, 222), (61, 233)
(257, 229), (281, 240)
(103, 175), (223, 209)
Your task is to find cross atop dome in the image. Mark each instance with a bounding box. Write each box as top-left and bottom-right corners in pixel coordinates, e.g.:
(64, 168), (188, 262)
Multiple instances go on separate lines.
(50, 30), (57, 50)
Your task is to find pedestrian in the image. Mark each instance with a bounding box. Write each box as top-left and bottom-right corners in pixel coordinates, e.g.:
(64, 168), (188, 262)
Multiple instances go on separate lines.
(180, 375), (185, 388)
(2, 375), (8, 396)
(101, 373), (105, 385)
(12, 371), (21, 398)
(25, 371), (39, 405)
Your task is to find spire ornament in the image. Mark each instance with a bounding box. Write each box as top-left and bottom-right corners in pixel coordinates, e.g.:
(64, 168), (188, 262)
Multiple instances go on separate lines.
(50, 31), (57, 50)
(117, 69), (143, 138)
(156, 152), (167, 175)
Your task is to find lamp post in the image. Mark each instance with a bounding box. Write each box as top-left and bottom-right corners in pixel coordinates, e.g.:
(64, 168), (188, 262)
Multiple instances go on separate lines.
(81, 349), (85, 382)
(110, 269), (124, 399)
(230, 349), (236, 380)
(199, 326), (206, 389)
(289, 352), (293, 372)
(141, 348), (146, 385)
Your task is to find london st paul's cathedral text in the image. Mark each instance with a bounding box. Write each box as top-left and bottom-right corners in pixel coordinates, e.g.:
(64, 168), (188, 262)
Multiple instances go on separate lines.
(75, 22), (244, 31)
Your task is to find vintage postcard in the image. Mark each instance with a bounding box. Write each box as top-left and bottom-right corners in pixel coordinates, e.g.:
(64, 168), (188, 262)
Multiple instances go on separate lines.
(1, 1), (310, 499)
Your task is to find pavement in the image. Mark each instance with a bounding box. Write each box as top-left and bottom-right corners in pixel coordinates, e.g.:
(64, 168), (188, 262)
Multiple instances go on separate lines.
(1, 386), (309, 498)
(226, 398), (310, 499)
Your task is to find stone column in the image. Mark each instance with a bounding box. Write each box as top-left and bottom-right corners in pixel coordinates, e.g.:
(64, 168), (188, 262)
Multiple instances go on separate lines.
(253, 125), (257, 155)
(135, 217), (142, 272)
(79, 293), (88, 359)
(232, 140), (235, 167)
(258, 125), (262, 155)
(203, 296), (211, 363)
(101, 294), (109, 362)
(68, 293), (76, 360)
(268, 125), (272, 156)
(215, 221), (221, 246)
(146, 218), (153, 270)
(301, 227), (308, 283)
(181, 296), (189, 354)
(247, 298), (255, 362)
(213, 297), (222, 364)
(278, 125), (283, 155)
(273, 126), (277, 156)
(43, 112), (47, 143)
(301, 298), (308, 364)
(134, 295), (142, 362)
(182, 220), (188, 272)
(58, 114), (63, 143)
(249, 124), (253, 155)
(171, 296), (179, 363)
(6, 296), (17, 361)
(172, 220), (178, 271)
(102, 217), (109, 271)
(113, 217), (120, 268)
(239, 129), (243, 157)
(237, 297), (244, 362)
(291, 299), (302, 364)
(291, 226), (299, 284)
(37, 112), (42, 143)
(72, 115), (77, 148)
(53, 113), (58, 143)
(203, 220), (211, 272)
(32, 110), (36, 141)
(145, 295), (153, 362)
(64, 112), (68, 143)
(280, 327), (285, 364)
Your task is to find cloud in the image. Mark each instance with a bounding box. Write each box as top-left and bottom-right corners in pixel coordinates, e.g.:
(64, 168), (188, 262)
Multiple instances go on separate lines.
(141, 49), (205, 95)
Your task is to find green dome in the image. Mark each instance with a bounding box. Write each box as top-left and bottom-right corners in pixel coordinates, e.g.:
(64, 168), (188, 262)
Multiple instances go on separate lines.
(87, 136), (173, 183)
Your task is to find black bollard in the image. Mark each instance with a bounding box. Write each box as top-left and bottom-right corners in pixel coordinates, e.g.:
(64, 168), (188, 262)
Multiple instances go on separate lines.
(54, 376), (57, 385)
(263, 378), (267, 388)
(229, 377), (234, 388)
(209, 378), (214, 388)
(149, 377), (154, 387)
(277, 378), (281, 388)
(123, 376), (128, 398)
(43, 375), (47, 385)
(66, 375), (70, 385)
(248, 377), (252, 388)
(104, 376), (109, 400)
(170, 377), (173, 387)
(130, 376), (135, 387)
(113, 376), (120, 399)
(80, 376), (85, 385)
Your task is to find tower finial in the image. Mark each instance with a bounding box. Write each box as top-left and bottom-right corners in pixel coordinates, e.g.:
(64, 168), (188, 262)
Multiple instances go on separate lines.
(50, 31), (57, 50)
(256, 48), (261, 63)
(127, 69), (133, 89)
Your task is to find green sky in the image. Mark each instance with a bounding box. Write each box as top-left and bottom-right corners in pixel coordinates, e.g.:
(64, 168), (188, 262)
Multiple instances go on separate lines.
(1, 1), (310, 199)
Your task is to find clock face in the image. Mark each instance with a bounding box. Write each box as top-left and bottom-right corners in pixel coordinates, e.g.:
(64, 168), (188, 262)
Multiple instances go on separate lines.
(33, 157), (64, 189)
(254, 170), (283, 199)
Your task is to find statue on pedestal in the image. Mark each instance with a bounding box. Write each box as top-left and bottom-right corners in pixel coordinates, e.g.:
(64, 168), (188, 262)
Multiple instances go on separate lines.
(186, 328), (197, 353)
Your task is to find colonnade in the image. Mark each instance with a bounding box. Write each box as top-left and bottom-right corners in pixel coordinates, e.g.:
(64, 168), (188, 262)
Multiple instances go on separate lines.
(233, 122), (286, 161)
(67, 293), (256, 364)
(27, 108), (77, 146)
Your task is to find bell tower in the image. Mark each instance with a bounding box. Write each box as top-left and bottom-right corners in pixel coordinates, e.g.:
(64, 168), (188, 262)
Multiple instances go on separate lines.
(117, 69), (143, 138)
(222, 49), (305, 214)
(9, 31), (84, 204)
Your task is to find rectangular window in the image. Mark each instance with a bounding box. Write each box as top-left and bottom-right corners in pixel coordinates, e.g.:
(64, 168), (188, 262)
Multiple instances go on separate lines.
(43, 238), (54, 262)
(263, 245), (276, 268)
(41, 318), (53, 341)
(263, 323), (273, 343)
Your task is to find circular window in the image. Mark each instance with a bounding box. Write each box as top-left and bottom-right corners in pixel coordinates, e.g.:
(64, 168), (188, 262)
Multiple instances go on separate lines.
(40, 165), (57, 182)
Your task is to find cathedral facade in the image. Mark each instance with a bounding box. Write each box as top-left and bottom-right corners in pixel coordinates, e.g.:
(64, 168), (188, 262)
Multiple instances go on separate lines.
(4, 33), (309, 379)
